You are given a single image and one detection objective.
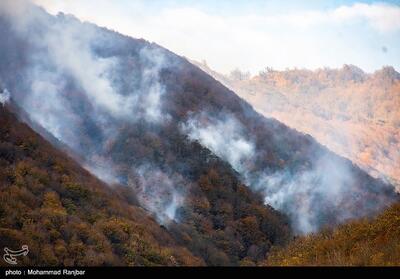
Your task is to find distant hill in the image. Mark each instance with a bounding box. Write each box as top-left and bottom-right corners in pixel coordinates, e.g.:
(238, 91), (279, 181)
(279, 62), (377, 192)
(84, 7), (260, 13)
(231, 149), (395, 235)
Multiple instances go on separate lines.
(194, 61), (400, 191)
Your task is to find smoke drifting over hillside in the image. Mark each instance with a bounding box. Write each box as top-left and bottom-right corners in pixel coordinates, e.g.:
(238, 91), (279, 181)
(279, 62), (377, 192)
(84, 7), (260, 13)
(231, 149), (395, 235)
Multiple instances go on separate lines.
(183, 112), (394, 233)
(0, 0), (397, 236)
(195, 61), (400, 192)
(130, 165), (186, 224)
(182, 112), (254, 173)
(0, 0), (178, 223)
(258, 154), (355, 233)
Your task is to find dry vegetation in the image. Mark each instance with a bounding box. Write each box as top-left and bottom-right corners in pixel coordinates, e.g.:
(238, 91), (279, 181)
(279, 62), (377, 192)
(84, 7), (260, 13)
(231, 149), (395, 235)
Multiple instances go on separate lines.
(0, 105), (203, 266)
(0, 5), (398, 266)
(265, 202), (400, 266)
(0, 103), (293, 266)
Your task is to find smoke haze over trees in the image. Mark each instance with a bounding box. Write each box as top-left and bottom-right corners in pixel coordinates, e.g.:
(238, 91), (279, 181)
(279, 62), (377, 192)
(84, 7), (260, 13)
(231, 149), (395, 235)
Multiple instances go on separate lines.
(195, 61), (400, 192)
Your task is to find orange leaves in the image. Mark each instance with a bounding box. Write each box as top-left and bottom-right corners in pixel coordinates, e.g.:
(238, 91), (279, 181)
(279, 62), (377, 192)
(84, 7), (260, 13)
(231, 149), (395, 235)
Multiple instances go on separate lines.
(266, 202), (400, 266)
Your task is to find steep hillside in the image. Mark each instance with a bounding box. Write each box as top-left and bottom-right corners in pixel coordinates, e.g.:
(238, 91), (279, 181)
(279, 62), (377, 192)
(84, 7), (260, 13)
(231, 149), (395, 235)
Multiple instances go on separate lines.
(0, 104), (202, 266)
(0, 0), (398, 266)
(195, 62), (400, 190)
(265, 202), (400, 266)
(0, 2), (293, 266)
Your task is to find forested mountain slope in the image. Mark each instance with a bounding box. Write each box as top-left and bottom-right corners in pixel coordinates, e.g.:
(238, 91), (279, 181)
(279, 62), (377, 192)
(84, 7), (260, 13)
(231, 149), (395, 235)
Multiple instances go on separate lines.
(0, 0), (398, 266)
(0, 104), (202, 266)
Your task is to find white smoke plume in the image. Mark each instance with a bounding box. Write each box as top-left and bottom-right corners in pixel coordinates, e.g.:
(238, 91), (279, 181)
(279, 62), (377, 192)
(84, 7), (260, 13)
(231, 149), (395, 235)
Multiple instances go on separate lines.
(0, 3), (169, 139)
(0, 0), (174, 223)
(0, 88), (10, 105)
(182, 111), (393, 234)
(139, 47), (170, 123)
(253, 153), (356, 233)
(82, 155), (121, 186)
(128, 165), (186, 225)
(181, 112), (254, 173)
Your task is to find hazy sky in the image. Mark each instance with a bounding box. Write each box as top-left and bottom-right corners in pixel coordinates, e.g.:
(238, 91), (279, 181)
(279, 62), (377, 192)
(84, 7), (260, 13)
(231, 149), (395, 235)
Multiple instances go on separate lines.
(32, 0), (400, 75)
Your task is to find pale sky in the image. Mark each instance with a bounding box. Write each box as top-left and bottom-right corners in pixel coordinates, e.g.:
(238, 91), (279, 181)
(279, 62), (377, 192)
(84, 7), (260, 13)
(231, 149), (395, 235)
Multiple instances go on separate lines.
(32, 0), (400, 75)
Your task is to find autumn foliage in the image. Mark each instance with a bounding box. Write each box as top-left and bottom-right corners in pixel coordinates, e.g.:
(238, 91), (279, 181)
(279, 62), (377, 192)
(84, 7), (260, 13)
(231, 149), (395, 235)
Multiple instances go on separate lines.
(266, 202), (400, 266)
(0, 106), (202, 266)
